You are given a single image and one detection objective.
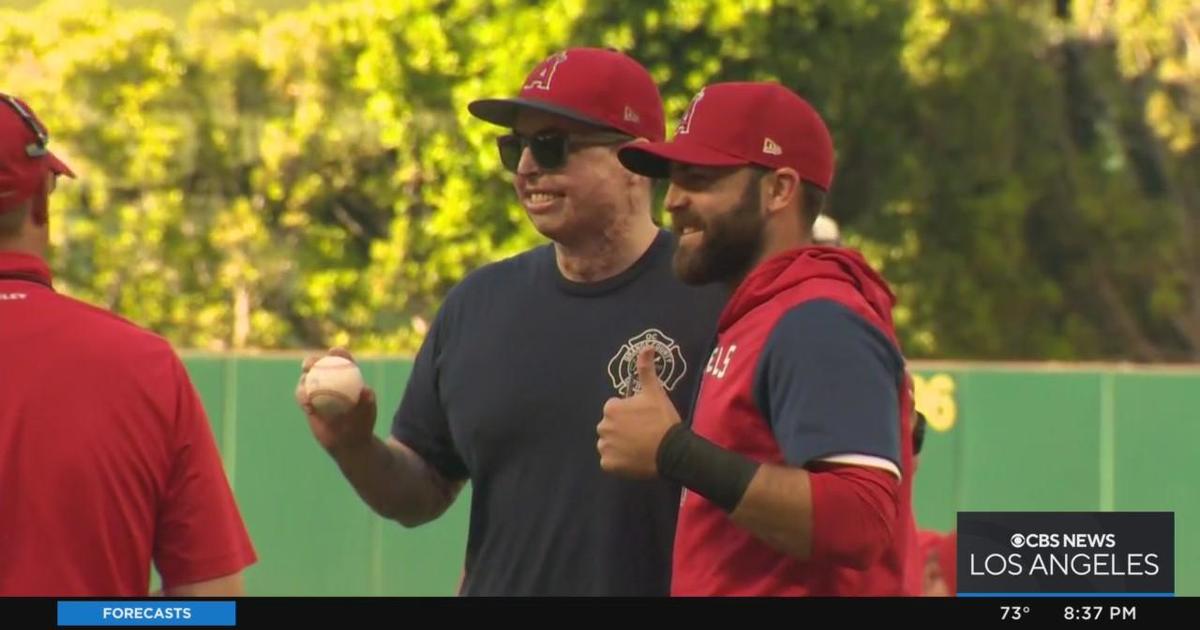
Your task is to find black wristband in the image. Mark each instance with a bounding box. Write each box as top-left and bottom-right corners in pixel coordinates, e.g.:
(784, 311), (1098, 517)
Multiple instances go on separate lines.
(656, 424), (760, 513)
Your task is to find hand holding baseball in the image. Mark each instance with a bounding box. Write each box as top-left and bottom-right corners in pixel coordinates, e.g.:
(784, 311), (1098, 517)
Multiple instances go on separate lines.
(295, 347), (378, 456)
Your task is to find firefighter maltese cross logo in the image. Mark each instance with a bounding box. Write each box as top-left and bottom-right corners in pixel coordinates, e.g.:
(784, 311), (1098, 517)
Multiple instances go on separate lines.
(607, 328), (688, 397)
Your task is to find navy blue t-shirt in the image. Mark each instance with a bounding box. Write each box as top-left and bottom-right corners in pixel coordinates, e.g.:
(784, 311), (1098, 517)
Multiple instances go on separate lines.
(392, 230), (727, 596)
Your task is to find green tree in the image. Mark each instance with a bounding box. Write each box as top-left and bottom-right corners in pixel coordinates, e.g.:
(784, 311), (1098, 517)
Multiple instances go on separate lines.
(2, 0), (1195, 360)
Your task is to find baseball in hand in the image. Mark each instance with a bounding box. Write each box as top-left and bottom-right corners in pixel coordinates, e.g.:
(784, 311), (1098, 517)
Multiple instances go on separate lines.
(305, 355), (364, 418)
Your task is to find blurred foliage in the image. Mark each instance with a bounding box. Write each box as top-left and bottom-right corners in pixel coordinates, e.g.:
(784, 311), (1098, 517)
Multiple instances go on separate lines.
(1, 0), (1196, 360)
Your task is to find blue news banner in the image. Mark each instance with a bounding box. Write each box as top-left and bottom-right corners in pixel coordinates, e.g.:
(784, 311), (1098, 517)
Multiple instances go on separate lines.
(57, 601), (234, 626)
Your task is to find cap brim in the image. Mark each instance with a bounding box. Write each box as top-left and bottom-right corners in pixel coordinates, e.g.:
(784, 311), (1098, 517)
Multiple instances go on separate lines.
(47, 151), (75, 178)
(618, 142), (748, 178)
(467, 97), (612, 131)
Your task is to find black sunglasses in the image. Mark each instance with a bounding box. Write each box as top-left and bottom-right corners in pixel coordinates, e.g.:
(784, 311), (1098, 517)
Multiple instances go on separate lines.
(497, 130), (633, 173)
(1, 94), (50, 158)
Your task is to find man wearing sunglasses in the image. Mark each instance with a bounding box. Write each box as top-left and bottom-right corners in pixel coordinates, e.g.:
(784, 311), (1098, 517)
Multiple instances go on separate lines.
(0, 94), (257, 596)
(597, 82), (919, 596)
(296, 48), (726, 595)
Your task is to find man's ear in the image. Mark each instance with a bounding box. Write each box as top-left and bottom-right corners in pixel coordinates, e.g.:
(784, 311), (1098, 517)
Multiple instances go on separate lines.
(762, 167), (801, 215)
(623, 137), (651, 185)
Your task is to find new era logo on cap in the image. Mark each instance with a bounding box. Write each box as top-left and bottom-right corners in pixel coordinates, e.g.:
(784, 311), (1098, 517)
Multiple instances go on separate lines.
(624, 106), (640, 123)
(617, 81), (834, 190)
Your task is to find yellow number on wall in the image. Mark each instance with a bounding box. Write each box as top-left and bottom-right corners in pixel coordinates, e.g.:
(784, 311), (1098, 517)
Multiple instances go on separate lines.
(913, 373), (957, 431)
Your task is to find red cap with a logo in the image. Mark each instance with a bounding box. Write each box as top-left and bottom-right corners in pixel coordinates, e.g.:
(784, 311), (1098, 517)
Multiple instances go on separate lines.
(0, 93), (74, 213)
(618, 82), (834, 190)
(468, 48), (665, 142)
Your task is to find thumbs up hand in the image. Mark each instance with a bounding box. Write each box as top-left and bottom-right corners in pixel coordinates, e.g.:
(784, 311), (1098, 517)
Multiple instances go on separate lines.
(597, 347), (683, 479)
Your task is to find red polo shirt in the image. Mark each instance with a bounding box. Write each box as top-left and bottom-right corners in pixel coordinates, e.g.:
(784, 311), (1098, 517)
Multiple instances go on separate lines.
(0, 251), (256, 595)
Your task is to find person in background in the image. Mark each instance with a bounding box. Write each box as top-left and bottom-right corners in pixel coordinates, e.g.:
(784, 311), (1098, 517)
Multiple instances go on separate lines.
(0, 93), (256, 596)
(811, 214), (841, 246)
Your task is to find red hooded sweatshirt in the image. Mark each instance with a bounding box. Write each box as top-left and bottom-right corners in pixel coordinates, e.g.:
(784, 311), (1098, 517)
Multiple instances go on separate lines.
(672, 246), (918, 596)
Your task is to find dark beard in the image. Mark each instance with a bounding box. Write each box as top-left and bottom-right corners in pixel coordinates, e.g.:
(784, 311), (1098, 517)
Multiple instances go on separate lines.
(672, 180), (764, 286)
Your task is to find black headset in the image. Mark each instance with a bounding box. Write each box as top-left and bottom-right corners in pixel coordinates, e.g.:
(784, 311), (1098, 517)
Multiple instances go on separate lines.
(1, 93), (51, 158)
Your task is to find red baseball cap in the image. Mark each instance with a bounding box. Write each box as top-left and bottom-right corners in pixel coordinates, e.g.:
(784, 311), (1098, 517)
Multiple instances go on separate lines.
(618, 81), (835, 190)
(0, 93), (74, 213)
(468, 47), (665, 142)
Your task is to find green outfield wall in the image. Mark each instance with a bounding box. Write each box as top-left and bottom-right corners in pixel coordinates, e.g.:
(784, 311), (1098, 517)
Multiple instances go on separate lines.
(181, 355), (1199, 595)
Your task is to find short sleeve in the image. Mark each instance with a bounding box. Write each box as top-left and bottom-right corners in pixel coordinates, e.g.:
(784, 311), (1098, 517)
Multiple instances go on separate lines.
(752, 300), (903, 476)
(154, 354), (257, 588)
(390, 307), (469, 482)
